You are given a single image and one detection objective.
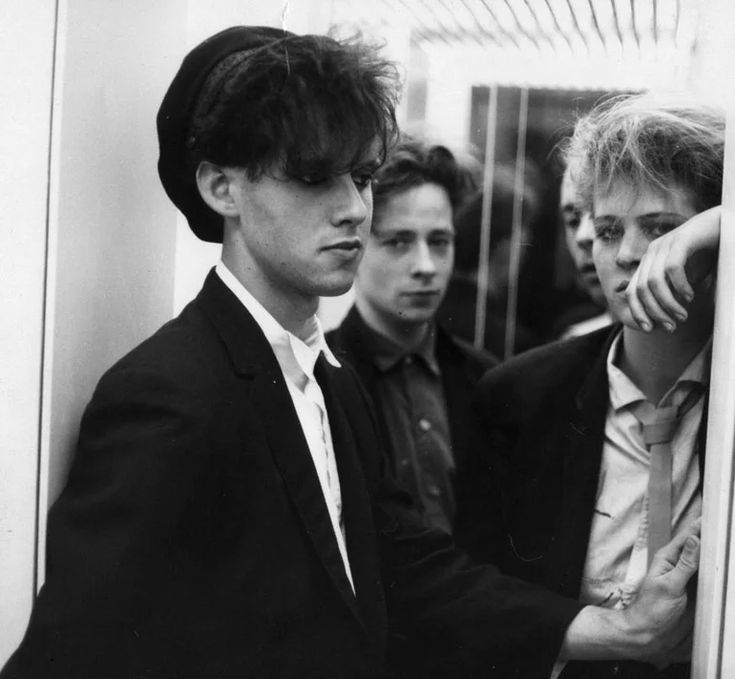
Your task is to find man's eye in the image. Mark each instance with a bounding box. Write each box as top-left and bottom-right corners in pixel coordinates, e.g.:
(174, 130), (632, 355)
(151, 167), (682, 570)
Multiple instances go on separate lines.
(564, 209), (582, 230)
(429, 237), (453, 249)
(298, 174), (329, 186)
(594, 221), (622, 242)
(351, 173), (373, 190)
(646, 221), (678, 240)
(596, 227), (621, 242)
(383, 238), (410, 250)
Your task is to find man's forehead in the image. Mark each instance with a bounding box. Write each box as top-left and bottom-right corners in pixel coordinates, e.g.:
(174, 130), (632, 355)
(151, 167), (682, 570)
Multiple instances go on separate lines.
(560, 172), (582, 208)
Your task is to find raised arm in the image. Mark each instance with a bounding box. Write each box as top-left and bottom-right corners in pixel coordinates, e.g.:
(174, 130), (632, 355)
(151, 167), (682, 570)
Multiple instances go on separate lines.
(627, 205), (721, 332)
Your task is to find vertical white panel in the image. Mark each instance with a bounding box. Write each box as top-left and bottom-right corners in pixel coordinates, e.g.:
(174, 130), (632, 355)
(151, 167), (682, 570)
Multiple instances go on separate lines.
(0, 1), (57, 665)
(686, 0), (735, 677)
(715, 200), (735, 675)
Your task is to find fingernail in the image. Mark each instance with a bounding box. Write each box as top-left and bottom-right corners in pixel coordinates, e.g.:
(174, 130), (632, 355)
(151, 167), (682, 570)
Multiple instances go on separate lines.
(664, 322), (675, 333)
(640, 321), (652, 332)
(676, 312), (687, 322)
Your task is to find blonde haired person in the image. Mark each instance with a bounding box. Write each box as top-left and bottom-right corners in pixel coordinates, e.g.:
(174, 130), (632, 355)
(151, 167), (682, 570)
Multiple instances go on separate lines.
(458, 92), (724, 679)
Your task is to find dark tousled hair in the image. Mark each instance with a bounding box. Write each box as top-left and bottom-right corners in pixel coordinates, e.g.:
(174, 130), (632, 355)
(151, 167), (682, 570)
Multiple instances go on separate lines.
(371, 136), (476, 223)
(186, 33), (400, 181)
(564, 92), (725, 213)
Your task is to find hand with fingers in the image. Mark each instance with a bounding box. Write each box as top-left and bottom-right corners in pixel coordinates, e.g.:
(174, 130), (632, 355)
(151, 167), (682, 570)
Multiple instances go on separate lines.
(627, 206), (721, 332)
(560, 525), (701, 666)
(620, 527), (701, 667)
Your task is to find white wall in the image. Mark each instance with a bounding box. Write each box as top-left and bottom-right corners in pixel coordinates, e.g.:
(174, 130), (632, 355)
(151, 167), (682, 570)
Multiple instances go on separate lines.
(0, 1), (57, 663)
(39, 0), (185, 521)
(1, 0), (188, 664)
(689, 1), (735, 676)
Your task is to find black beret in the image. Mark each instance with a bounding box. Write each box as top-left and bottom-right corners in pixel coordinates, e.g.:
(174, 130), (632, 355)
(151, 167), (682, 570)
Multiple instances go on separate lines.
(157, 26), (293, 243)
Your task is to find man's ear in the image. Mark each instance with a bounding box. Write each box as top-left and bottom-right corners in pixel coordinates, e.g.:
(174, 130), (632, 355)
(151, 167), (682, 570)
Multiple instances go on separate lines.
(196, 161), (241, 218)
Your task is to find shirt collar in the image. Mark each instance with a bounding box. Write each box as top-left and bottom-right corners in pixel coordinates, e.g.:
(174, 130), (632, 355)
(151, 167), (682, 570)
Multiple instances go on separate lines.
(358, 318), (440, 376)
(215, 262), (340, 386)
(606, 329), (711, 411)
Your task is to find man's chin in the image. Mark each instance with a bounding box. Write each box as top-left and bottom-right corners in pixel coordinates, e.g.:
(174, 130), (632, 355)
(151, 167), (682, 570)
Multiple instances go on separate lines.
(396, 308), (436, 326)
(316, 273), (358, 298)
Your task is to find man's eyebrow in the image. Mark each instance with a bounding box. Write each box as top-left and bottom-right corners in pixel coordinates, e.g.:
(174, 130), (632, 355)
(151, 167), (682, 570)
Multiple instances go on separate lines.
(372, 228), (416, 237)
(636, 211), (688, 224)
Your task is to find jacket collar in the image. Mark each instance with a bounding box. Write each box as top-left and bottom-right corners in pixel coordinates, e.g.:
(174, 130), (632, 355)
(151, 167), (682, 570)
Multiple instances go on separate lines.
(338, 305), (446, 374)
(573, 325), (621, 423)
(194, 269), (278, 377)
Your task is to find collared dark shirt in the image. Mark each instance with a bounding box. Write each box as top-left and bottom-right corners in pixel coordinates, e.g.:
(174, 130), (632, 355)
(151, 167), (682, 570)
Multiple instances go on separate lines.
(360, 324), (455, 534)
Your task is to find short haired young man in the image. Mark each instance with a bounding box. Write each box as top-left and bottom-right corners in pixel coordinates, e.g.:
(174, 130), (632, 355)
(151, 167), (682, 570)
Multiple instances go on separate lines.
(328, 137), (498, 535)
(1, 27), (701, 679)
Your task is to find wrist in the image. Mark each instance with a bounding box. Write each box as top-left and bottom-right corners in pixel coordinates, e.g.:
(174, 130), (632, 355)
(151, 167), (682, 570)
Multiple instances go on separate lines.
(561, 605), (649, 662)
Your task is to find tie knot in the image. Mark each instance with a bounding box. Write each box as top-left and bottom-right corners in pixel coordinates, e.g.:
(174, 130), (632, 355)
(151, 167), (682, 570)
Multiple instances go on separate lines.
(632, 403), (679, 446)
(641, 417), (679, 445)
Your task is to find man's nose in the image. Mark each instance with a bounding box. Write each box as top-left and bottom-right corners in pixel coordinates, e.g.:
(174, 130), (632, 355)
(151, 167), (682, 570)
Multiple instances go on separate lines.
(331, 175), (369, 227)
(576, 212), (594, 254)
(410, 241), (437, 278)
(615, 225), (646, 269)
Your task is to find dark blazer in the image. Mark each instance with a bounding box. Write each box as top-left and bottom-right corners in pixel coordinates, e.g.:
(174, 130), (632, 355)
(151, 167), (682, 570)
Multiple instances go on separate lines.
(459, 325), (705, 679)
(326, 306), (498, 494)
(2, 271), (581, 679)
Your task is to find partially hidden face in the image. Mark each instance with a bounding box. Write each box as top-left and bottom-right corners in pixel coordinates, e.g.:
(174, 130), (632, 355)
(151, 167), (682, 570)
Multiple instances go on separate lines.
(560, 170), (605, 306)
(355, 182), (455, 329)
(592, 182), (701, 328)
(224, 158), (380, 302)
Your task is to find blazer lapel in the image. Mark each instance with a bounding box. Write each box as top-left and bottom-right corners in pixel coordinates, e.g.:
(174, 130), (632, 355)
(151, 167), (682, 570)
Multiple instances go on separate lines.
(253, 370), (363, 624)
(314, 359), (382, 631)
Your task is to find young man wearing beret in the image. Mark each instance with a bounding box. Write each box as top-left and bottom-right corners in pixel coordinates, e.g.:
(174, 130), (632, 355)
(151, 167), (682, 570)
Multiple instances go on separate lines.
(1, 26), (701, 679)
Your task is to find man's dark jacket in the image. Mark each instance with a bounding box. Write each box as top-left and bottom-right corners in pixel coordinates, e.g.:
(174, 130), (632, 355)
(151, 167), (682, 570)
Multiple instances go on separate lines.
(458, 325), (705, 679)
(1, 272), (580, 679)
(326, 305), (498, 505)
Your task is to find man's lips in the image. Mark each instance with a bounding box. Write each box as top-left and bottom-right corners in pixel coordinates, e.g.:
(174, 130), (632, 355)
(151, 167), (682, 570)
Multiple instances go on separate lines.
(323, 238), (362, 251)
(402, 290), (441, 297)
(322, 239), (363, 257)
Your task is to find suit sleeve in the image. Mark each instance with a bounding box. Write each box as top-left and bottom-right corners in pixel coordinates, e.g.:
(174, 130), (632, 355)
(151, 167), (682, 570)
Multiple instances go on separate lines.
(1, 365), (212, 678)
(374, 475), (582, 678)
(335, 364), (583, 678)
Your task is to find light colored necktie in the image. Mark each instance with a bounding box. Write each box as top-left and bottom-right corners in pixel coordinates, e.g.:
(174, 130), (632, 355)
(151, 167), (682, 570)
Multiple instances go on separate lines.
(634, 388), (702, 566)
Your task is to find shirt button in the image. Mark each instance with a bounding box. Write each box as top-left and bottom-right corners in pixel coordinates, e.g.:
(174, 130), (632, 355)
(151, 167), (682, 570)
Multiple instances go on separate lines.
(418, 418), (431, 432)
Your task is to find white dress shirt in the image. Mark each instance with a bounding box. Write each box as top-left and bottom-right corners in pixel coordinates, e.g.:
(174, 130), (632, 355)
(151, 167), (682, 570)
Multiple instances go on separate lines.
(215, 262), (354, 592)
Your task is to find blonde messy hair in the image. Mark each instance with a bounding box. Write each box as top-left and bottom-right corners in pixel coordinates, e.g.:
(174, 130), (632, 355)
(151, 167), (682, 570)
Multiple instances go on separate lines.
(563, 92), (725, 213)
